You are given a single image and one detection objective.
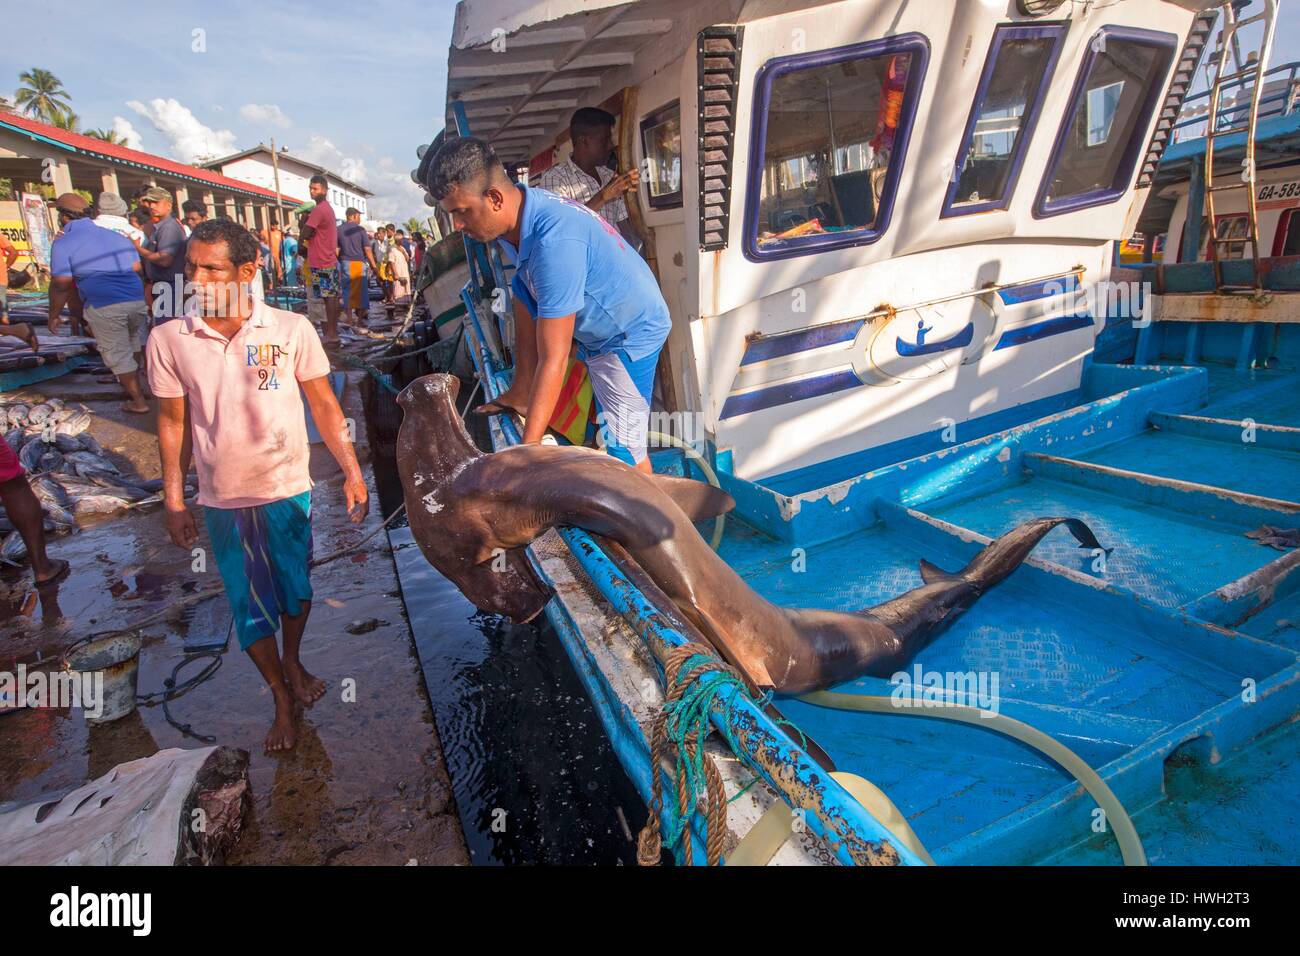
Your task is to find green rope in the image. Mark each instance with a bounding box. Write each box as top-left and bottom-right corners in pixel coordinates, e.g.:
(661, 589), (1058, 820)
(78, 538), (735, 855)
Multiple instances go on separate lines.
(657, 652), (752, 853)
(654, 652), (819, 842)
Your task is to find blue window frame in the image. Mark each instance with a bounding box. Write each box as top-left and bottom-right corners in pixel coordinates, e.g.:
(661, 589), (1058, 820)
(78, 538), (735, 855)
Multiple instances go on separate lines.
(1034, 25), (1177, 217)
(941, 22), (1066, 217)
(742, 33), (929, 262)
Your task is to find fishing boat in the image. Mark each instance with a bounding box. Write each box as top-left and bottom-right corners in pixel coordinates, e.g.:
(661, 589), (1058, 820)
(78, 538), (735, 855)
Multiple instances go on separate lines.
(421, 0), (1300, 865)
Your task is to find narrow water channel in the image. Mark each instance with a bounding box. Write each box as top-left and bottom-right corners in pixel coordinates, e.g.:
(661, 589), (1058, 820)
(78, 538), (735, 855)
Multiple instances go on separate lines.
(370, 404), (649, 865)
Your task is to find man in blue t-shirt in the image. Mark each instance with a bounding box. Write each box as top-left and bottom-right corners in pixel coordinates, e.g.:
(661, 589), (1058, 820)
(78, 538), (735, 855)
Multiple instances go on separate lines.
(134, 186), (188, 322)
(48, 193), (150, 413)
(428, 137), (671, 472)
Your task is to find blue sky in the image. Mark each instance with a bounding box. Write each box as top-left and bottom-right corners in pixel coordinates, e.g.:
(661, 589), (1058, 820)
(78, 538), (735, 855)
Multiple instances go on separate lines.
(5, 0), (1298, 222)
(4, 0), (461, 222)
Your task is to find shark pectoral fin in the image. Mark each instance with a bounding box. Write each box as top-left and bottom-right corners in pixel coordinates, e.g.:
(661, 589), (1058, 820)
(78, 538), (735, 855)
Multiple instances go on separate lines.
(650, 473), (736, 522)
(693, 607), (777, 692)
(918, 558), (959, 585)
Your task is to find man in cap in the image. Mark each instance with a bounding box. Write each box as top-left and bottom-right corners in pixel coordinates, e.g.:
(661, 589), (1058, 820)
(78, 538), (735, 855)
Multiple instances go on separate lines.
(94, 191), (145, 245)
(134, 186), (189, 322)
(48, 193), (150, 413)
(337, 207), (378, 326)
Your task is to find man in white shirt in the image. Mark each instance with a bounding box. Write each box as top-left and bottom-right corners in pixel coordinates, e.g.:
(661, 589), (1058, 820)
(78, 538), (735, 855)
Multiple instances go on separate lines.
(94, 192), (145, 244)
(534, 107), (641, 246)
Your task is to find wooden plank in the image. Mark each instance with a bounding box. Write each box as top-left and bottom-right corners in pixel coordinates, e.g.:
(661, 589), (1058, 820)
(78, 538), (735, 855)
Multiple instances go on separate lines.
(1151, 292), (1300, 322)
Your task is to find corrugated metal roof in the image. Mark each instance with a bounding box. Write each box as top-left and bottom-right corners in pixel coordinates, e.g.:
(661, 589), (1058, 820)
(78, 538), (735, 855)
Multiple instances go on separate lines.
(0, 111), (306, 204)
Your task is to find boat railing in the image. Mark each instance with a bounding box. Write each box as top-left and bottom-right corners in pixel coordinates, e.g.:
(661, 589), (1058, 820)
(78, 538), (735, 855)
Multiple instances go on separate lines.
(1172, 59), (1299, 143)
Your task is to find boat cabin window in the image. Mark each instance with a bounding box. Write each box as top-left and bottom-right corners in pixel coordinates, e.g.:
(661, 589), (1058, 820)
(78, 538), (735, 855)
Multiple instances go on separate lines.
(942, 23), (1065, 216)
(1197, 215), (1250, 260)
(745, 35), (927, 259)
(1035, 27), (1176, 216)
(1280, 210), (1300, 257)
(640, 101), (683, 209)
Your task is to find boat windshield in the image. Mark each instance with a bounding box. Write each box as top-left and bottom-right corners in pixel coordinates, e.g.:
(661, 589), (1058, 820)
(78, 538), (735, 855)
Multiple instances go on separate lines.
(754, 50), (913, 246)
(945, 25), (1063, 214)
(1038, 28), (1175, 214)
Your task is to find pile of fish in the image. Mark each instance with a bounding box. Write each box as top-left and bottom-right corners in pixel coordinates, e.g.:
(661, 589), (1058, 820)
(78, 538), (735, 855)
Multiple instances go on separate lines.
(1, 398), (170, 566)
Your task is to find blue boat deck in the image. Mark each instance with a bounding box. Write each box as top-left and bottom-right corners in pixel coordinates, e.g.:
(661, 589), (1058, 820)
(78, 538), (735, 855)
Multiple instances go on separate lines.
(700, 351), (1300, 865)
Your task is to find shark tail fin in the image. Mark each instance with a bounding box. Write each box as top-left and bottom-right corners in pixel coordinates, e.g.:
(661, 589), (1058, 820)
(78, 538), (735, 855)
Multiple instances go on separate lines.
(960, 516), (1106, 591)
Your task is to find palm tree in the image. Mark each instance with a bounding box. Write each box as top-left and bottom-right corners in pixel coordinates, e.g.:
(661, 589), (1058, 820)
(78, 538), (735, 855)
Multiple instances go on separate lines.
(0, 94), (13, 114)
(49, 111), (81, 133)
(86, 128), (128, 146)
(404, 216), (422, 235)
(15, 68), (72, 124)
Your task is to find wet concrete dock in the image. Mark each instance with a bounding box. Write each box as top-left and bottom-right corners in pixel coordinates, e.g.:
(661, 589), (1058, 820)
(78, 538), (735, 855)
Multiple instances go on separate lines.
(0, 369), (469, 865)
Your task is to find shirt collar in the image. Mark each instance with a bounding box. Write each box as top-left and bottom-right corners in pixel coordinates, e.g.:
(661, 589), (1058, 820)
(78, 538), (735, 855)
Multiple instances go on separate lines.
(564, 157), (607, 186)
(180, 298), (270, 336)
(497, 184), (536, 265)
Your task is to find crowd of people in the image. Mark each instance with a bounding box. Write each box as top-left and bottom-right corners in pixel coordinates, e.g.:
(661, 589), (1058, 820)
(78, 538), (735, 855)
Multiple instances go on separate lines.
(1, 103), (648, 753)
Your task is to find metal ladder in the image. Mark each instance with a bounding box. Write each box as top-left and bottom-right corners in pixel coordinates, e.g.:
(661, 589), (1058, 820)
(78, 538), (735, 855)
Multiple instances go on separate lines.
(1203, 0), (1278, 292)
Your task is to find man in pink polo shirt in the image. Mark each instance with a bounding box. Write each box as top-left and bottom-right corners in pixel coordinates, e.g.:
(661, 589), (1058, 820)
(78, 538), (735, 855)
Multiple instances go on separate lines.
(147, 218), (368, 753)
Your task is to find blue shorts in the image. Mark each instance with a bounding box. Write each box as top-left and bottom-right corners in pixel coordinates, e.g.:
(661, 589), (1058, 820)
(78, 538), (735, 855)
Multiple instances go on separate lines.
(204, 491), (314, 650)
(587, 347), (660, 466)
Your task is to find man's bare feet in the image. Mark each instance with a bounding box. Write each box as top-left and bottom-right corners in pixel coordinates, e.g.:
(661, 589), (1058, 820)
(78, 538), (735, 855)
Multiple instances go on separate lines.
(283, 659), (326, 708)
(265, 686), (297, 752)
(122, 400), (150, 414)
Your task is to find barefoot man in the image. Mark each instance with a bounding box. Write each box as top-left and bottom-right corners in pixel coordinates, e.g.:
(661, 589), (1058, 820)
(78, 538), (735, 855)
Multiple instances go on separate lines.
(147, 218), (368, 752)
(429, 137), (670, 473)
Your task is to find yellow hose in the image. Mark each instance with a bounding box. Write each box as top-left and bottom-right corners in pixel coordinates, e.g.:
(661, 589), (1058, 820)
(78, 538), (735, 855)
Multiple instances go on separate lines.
(646, 430), (726, 551)
(799, 691), (1146, 866)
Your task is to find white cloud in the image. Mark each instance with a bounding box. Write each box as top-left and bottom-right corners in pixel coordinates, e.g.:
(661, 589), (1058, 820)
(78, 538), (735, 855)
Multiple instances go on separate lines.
(126, 98), (238, 163)
(297, 134), (425, 222)
(239, 103), (291, 127)
(111, 116), (143, 150)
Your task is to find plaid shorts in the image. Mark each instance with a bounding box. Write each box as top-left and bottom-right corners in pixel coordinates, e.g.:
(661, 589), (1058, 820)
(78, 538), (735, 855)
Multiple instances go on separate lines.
(309, 266), (340, 300)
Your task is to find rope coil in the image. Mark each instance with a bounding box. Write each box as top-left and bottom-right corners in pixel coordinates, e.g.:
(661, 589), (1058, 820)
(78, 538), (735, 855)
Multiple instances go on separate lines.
(636, 643), (749, 866)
